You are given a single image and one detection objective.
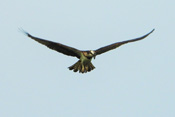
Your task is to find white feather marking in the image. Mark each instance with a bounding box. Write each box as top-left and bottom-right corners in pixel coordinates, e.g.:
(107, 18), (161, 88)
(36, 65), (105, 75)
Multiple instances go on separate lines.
(90, 50), (95, 55)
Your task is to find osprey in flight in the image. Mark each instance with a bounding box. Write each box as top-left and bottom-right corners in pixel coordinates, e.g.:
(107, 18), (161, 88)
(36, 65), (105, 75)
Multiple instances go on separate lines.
(21, 29), (154, 73)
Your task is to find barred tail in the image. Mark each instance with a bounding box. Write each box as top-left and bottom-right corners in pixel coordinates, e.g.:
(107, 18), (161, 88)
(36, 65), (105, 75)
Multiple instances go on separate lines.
(68, 60), (95, 73)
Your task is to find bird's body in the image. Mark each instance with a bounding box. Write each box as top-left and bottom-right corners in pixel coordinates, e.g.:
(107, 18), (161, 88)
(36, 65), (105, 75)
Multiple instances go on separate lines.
(69, 59), (94, 73)
(21, 29), (154, 73)
(68, 51), (95, 73)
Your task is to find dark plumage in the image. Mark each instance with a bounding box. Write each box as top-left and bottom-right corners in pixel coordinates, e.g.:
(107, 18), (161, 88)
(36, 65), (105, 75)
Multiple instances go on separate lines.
(21, 29), (154, 73)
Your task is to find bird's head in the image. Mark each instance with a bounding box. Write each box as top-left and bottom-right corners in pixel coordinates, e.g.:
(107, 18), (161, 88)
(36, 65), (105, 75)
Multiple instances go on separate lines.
(90, 50), (96, 59)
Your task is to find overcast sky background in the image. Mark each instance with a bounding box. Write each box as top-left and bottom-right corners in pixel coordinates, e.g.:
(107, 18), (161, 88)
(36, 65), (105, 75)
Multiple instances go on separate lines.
(1, 0), (175, 117)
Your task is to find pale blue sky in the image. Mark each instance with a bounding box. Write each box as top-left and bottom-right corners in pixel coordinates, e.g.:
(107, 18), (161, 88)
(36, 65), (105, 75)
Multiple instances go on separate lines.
(1, 0), (175, 117)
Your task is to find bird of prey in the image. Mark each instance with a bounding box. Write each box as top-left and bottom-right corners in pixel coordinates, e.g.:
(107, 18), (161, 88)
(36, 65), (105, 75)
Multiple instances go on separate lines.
(21, 29), (154, 73)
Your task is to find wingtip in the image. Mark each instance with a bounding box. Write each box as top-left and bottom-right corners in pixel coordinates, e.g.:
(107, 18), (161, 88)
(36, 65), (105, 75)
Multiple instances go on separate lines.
(18, 28), (30, 37)
(147, 28), (155, 35)
(151, 28), (155, 33)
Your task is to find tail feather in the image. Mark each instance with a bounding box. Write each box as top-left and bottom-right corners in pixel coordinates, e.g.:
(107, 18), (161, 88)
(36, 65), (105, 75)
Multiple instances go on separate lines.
(69, 60), (80, 70)
(78, 64), (82, 72)
(89, 62), (95, 70)
(85, 65), (89, 72)
(68, 60), (95, 73)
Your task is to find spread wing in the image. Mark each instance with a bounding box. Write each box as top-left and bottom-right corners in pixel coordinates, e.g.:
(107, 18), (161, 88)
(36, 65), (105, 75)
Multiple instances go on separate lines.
(95, 29), (155, 55)
(21, 29), (81, 58)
